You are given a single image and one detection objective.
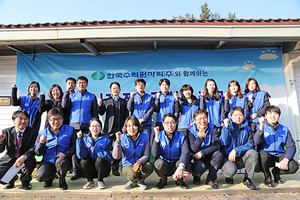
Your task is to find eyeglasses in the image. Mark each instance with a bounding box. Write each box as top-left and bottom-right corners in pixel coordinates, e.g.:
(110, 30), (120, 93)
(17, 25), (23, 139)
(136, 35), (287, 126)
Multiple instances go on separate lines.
(163, 121), (176, 126)
(49, 117), (63, 122)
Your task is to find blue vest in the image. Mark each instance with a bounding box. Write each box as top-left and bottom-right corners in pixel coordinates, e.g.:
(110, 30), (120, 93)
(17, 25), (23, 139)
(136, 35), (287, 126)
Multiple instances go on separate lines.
(20, 96), (39, 128)
(245, 91), (266, 122)
(40, 125), (74, 164)
(188, 123), (214, 152)
(178, 103), (199, 129)
(132, 93), (153, 125)
(221, 121), (251, 156)
(260, 123), (288, 156)
(69, 91), (95, 124)
(158, 130), (185, 163)
(227, 96), (246, 119)
(120, 132), (149, 167)
(82, 136), (112, 161)
(156, 94), (175, 123)
(205, 96), (223, 127)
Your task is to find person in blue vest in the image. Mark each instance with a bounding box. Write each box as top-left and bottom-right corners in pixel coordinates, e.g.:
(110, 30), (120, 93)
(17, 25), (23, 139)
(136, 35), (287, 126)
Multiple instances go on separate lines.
(200, 79), (228, 127)
(254, 106), (298, 187)
(187, 109), (223, 189)
(35, 108), (76, 190)
(220, 106), (258, 190)
(154, 78), (177, 131)
(62, 76), (99, 180)
(152, 113), (190, 189)
(11, 81), (42, 130)
(112, 116), (153, 190)
(76, 118), (113, 189)
(175, 84), (199, 134)
(244, 78), (271, 131)
(127, 78), (154, 138)
(225, 80), (249, 120)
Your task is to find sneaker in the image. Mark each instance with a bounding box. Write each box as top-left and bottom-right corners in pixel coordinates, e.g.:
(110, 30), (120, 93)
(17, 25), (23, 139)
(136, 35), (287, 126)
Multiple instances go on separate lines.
(98, 181), (105, 189)
(124, 181), (137, 189)
(83, 180), (94, 189)
(137, 180), (147, 190)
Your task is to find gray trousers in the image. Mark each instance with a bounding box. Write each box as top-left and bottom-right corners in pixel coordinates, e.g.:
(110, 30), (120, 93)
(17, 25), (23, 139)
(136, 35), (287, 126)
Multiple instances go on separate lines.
(222, 149), (258, 179)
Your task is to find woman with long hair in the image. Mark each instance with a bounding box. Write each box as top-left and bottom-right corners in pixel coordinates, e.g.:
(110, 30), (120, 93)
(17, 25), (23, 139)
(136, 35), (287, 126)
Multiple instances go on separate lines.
(244, 78), (271, 131)
(200, 79), (228, 127)
(175, 84), (199, 133)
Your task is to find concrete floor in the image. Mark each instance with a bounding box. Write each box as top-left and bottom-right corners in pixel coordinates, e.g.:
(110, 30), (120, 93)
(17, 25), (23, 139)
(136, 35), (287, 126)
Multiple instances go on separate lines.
(1, 167), (300, 198)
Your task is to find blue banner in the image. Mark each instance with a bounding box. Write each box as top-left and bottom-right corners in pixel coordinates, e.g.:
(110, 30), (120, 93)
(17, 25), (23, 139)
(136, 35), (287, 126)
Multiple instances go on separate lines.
(16, 48), (284, 101)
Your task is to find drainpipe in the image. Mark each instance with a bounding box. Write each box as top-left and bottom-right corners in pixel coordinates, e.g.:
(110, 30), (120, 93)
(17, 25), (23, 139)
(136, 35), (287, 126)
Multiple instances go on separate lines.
(287, 55), (300, 163)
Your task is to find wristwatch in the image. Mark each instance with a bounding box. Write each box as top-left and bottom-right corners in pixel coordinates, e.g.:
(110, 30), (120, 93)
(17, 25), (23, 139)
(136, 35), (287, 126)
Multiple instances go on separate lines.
(178, 165), (184, 170)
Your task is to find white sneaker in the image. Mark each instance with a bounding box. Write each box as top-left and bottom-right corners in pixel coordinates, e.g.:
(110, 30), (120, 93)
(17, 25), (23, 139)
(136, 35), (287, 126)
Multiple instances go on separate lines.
(83, 180), (94, 189)
(98, 181), (105, 189)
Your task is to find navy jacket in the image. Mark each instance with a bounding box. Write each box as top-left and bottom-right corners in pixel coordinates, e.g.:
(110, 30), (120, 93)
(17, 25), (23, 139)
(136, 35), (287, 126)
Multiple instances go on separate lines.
(254, 121), (296, 160)
(220, 120), (254, 157)
(187, 123), (221, 157)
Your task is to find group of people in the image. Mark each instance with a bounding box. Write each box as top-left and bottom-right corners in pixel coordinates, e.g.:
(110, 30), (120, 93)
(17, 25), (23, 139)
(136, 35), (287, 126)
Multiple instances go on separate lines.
(0, 76), (298, 191)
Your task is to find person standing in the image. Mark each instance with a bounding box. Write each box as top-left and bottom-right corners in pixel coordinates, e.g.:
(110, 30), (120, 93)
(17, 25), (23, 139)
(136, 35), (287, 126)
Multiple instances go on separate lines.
(64, 77), (76, 125)
(11, 81), (42, 130)
(62, 76), (99, 180)
(98, 82), (129, 176)
(154, 78), (177, 131)
(0, 110), (38, 190)
(127, 78), (154, 138)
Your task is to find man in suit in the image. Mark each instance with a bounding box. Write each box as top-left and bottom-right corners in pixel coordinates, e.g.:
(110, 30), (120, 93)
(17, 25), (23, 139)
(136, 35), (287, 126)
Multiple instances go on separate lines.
(0, 110), (38, 190)
(98, 82), (129, 176)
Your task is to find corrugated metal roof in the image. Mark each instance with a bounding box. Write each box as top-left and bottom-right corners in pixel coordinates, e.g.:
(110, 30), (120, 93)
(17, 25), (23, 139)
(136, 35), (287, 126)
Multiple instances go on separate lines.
(1, 18), (300, 29)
